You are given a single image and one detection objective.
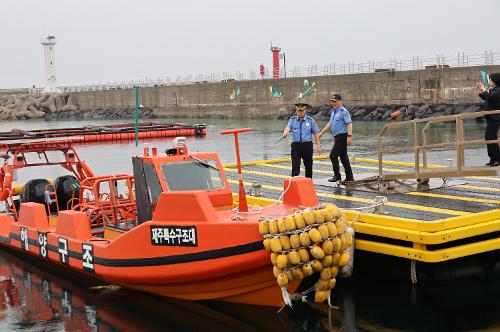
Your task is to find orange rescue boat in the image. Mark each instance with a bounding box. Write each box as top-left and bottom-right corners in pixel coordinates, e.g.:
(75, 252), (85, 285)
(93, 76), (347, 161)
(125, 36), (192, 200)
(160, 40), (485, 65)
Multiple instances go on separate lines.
(0, 129), (329, 307)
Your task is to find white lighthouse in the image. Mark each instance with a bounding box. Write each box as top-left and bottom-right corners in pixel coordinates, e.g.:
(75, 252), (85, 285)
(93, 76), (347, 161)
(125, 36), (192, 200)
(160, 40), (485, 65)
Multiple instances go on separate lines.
(40, 35), (57, 92)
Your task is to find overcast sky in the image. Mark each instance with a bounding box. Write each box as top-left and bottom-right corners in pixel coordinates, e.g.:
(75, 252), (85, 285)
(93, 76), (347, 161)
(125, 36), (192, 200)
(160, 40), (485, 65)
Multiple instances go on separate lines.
(1, 0), (496, 89)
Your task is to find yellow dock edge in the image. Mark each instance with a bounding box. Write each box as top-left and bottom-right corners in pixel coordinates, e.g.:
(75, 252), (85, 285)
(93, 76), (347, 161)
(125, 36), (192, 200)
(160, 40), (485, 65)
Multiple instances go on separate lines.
(355, 238), (500, 263)
(353, 218), (500, 245)
(236, 194), (500, 262)
(239, 190), (500, 233)
(344, 209), (500, 232)
(239, 194), (500, 238)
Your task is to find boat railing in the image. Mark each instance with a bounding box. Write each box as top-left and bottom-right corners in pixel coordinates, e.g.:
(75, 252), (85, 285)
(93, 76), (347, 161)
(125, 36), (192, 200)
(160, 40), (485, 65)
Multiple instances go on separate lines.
(376, 109), (500, 181)
(6, 189), (18, 220)
(76, 174), (137, 234)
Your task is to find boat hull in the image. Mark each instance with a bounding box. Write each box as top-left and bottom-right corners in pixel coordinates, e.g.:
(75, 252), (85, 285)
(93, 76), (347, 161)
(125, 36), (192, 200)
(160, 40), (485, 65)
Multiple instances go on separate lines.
(0, 205), (296, 307)
(121, 266), (300, 306)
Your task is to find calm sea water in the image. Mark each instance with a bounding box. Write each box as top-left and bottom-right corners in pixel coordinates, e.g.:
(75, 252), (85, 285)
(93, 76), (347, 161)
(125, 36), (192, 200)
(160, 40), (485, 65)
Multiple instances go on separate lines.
(0, 117), (489, 181)
(0, 117), (497, 332)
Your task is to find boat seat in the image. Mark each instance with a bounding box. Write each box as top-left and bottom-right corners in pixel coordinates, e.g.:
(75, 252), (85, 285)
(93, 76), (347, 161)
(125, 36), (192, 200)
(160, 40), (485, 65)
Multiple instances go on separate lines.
(18, 202), (50, 231)
(55, 210), (92, 240)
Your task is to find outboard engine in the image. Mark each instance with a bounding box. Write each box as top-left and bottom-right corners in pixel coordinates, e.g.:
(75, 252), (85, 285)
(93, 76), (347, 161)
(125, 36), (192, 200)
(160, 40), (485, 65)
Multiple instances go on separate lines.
(54, 175), (79, 210)
(20, 179), (54, 212)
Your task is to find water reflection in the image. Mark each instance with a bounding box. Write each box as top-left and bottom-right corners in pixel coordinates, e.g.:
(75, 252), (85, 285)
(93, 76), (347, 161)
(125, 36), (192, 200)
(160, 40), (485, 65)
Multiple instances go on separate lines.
(3, 245), (497, 332)
(0, 117), (488, 173)
(0, 249), (342, 331)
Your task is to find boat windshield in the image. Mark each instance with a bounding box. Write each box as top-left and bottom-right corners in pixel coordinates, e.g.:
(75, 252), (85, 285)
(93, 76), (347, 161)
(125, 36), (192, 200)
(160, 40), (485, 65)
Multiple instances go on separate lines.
(160, 159), (225, 191)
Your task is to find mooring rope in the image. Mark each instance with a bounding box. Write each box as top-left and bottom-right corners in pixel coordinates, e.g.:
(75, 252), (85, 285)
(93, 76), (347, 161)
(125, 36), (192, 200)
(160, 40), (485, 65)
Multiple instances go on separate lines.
(346, 196), (388, 227)
(410, 259), (418, 284)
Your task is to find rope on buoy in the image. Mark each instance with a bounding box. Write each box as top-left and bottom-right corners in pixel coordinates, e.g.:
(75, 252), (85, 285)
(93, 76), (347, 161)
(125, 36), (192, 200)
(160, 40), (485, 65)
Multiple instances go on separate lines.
(410, 259), (418, 284)
(281, 286), (293, 308)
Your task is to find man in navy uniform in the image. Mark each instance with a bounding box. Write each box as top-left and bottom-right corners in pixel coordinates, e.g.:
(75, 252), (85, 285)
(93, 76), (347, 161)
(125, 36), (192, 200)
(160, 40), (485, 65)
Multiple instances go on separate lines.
(282, 103), (321, 178)
(319, 94), (354, 184)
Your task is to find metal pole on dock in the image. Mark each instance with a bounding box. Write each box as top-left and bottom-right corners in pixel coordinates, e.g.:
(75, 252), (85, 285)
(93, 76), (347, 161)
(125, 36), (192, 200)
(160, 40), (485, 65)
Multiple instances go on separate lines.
(220, 128), (252, 212)
(135, 86), (139, 147)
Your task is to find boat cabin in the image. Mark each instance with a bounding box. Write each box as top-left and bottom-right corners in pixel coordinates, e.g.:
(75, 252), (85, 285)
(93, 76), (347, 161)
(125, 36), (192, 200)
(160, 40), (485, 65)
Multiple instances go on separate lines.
(132, 141), (233, 224)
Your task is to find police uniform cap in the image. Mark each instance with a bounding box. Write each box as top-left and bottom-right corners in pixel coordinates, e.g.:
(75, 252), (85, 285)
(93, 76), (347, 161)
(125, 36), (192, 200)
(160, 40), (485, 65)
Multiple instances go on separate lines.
(294, 103), (310, 110)
(331, 94), (342, 101)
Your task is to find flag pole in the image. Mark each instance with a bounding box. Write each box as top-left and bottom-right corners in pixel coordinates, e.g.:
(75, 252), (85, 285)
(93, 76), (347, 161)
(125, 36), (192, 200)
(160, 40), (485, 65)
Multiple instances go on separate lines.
(135, 86), (139, 147)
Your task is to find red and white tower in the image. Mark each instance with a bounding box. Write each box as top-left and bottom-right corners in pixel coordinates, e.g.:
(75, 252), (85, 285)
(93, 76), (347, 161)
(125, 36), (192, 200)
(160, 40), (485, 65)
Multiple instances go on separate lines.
(270, 44), (281, 79)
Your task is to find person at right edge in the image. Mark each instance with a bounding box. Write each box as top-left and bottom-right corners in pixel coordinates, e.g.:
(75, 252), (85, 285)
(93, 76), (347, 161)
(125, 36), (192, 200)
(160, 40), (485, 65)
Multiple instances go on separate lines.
(319, 94), (354, 184)
(477, 72), (500, 167)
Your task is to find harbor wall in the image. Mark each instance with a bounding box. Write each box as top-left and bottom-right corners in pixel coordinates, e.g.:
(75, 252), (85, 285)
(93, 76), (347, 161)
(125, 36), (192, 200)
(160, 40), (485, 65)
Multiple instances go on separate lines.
(66, 65), (500, 119)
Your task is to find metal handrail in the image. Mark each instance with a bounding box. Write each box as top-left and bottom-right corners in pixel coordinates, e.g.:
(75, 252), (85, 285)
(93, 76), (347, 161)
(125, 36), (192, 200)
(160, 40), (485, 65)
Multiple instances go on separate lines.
(377, 109), (500, 180)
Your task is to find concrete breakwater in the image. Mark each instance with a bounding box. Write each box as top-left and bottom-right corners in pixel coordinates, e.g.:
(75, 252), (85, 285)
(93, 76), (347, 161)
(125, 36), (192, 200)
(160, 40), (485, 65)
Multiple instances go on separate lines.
(43, 107), (153, 120)
(2, 65), (500, 120)
(0, 93), (77, 120)
(282, 102), (484, 121)
(68, 65), (500, 120)
(0, 93), (153, 120)
(0, 95), (486, 123)
(0, 91), (484, 122)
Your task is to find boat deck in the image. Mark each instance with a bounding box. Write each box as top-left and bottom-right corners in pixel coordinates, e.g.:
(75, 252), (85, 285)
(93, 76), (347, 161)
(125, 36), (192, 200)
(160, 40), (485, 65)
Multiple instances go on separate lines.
(223, 156), (500, 263)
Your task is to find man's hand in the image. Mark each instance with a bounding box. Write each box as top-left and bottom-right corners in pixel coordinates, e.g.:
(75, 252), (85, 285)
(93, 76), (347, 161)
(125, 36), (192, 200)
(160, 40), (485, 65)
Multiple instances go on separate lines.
(347, 136), (352, 146)
(316, 146), (321, 155)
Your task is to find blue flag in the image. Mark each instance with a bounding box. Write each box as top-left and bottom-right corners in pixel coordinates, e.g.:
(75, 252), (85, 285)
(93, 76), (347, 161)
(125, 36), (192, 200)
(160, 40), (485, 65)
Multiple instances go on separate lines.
(480, 70), (489, 86)
(269, 86), (282, 97)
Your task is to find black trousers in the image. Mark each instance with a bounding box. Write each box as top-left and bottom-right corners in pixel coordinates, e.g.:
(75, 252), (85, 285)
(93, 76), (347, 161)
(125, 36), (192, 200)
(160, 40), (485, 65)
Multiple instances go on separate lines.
(329, 133), (354, 180)
(485, 118), (500, 161)
(291, 141), (313, 178)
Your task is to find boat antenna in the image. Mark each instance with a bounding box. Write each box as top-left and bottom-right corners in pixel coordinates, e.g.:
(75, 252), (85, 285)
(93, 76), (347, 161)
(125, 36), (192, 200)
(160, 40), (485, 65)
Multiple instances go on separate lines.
(220, 128), (251, 212)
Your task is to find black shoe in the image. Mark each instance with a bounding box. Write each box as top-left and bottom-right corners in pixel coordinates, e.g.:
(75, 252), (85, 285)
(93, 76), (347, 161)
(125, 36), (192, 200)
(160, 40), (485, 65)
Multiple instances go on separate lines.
(328, 175), (341, 182)
(490, 160), (500, 167)
(486, 159), (495, 166)
(341, 178), (355, 185)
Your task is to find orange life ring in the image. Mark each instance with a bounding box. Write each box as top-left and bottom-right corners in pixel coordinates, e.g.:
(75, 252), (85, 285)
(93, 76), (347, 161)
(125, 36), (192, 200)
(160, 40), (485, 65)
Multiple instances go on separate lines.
(0, 166), (13, 201)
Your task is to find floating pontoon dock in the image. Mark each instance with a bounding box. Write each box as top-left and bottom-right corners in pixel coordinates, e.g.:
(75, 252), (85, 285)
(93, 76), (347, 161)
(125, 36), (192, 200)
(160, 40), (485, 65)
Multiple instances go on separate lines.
(224, 110), (500, 269)
(0, 122), (206, 150)
(224, 156), (500, 264)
